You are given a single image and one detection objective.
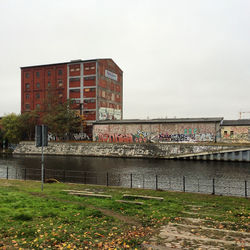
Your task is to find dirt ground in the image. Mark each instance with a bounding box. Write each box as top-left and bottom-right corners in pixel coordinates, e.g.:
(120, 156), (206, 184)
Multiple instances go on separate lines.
(143, 205), (250, 249)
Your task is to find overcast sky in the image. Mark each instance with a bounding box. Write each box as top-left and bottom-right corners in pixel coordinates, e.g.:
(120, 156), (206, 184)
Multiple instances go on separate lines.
(0, 0), (249, 119)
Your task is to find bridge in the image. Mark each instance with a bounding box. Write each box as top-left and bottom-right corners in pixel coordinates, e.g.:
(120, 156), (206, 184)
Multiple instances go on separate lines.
(172, 148), (250, 162)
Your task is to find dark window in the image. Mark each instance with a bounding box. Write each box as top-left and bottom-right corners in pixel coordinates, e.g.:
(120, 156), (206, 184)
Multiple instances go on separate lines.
(26, 94), (30, 99)
(224, 131), (228, 136)
(84, 76), (95, 81)
(70, 89), (80, 93)
(36, 93), (40, 99)
(25, 104), (30, 110)
(36, 104), (40, 109)
(36, 72), (40, 78)
(58, 69), (63, 75)
(25, 83), (30, 89)
(69, 77), (80, 82)
(59, 91), (63, 98)
(84, 99), (95, 104)
(48, 71), (51, 76)
(48, 81), (51, 87)
(25, 73), (30, 78)
(36, 83), (40, 88)
(230, 131), (234, 136)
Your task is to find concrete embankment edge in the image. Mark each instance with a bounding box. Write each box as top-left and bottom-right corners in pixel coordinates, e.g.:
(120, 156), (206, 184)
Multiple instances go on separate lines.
(13, 141), (239, 159)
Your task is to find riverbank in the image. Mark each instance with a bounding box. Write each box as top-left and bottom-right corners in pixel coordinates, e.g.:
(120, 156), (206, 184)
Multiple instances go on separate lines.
(0, 179), (249, 249)
(13, 141), (243, 159)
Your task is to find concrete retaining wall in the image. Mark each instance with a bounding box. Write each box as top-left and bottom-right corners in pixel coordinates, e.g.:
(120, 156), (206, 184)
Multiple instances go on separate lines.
(14, 141), (236, 159)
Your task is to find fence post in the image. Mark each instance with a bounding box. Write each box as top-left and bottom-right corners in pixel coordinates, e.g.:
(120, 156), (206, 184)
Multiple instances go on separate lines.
(6, 167), (8, 180)
(63, 170), (66, 183)
(24, 168), (26, 181)
(245, 181), (248, 198)
(183, 176), (185, 192)
(43, 168), (46, 182)
(143, 175), (145, 189)
(106, 172), (109, 187)
(212, 178), (215, 195)
(84, 172), (87, 184)
(156, 175), (158, 190)
(197, 178), (200, 193)
(130, 173), (133, 188)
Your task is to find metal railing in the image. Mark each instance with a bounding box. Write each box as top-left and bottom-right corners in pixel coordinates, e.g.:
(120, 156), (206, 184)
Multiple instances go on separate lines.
(0, 166), (249, 198)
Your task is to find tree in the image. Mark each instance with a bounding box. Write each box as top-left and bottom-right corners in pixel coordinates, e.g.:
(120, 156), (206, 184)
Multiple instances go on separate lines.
(1, 113), (21, 143)
(19, 110), (39, 140)
(42, 100), (82, 140)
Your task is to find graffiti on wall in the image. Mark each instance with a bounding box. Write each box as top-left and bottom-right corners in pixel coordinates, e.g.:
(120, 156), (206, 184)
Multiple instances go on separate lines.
(48, 132), (90, 141)
(221, 126), (250, 142)
(99, 108), (121, 120)
(94, 130), (215, 143)
(95, 130), (150, 143)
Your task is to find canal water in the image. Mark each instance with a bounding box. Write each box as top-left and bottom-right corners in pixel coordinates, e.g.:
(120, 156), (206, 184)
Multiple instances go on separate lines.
(0, 154), (249, 197)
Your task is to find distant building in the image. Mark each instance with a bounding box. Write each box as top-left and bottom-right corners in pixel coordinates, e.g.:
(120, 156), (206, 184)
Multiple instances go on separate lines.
(221, 119), (250, 143)
(21, 59), (123, 134)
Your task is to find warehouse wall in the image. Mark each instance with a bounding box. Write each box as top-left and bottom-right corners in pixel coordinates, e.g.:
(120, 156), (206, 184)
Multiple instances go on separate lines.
(93, 122), (220, 143)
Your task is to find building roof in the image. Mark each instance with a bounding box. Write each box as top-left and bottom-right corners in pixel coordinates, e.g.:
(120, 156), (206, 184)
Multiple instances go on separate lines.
(222, 119), (250, 126)
(20, 58), (123, 72)
(94, 117), (223, 125)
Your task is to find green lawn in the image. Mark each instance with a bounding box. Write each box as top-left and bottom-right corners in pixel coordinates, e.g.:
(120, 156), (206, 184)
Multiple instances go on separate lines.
(0, 179), (249, 249)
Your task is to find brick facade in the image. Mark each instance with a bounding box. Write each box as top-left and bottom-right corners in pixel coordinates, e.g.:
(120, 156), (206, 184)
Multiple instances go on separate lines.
(21, 59), (123, 128)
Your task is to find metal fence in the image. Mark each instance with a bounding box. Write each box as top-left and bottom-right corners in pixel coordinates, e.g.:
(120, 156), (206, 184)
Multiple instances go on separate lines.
(0, 166), (249, 198)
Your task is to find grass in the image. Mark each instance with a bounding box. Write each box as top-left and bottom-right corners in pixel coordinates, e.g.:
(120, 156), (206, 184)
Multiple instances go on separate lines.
(0, 179), (249, 249)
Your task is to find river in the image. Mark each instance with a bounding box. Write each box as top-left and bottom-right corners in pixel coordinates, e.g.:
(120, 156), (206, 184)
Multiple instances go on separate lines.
(0, 154), (249, 197)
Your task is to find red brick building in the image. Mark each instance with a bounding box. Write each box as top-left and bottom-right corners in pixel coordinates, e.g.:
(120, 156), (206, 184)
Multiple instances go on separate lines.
(21, 59), (123, 134)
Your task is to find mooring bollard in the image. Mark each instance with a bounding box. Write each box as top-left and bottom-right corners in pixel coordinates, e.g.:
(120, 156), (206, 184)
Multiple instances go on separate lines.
(6, 167), (8, 180)
(130, 173), (133, 188)
(183, 176), (186, 192)
(24, 168), (26, 181)
(106, 172), (109, 186)
(156, 175), (158, 190)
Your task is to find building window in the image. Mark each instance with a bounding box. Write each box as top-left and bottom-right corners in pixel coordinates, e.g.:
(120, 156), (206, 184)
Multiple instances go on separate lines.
(70, 89), (80, 93)
(230, 131), (234, 136)
(36, 93), (40, 99)
(84, 76), (95, 81)
(58, 69), (63, 75)
(25, 73), (30, 78)
(224, 131), (228, 136)
(69, 77), (80, 82)
(25, 83), (30, 89)
(26, 94), (30, 99)
(48, 81), (51, 87)
(90, 66), (95, 70)
(59, 91), (63, 98)
(70, 68), (75, 72)
(36, 72), (40, 78)
(76, 68), (80, 71)
(85, 67), (89, 70)
(36, 104), (40, 110)
(48, 71), (51, 76)
(25, 104), (30, 110)
(36, 83), (40, 88)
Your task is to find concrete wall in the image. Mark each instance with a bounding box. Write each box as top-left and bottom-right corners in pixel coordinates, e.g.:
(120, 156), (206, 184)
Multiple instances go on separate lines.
(221, 126), (250, 143)
(93, 122), (220, 143)
(13, 141), (234, 159)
